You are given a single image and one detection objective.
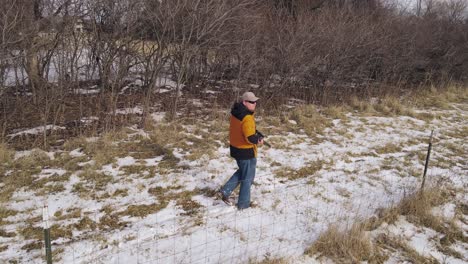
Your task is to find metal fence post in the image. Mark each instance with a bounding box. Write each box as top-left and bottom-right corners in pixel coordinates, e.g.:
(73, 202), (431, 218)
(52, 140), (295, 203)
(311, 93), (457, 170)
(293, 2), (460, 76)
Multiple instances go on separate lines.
(420, 130), (434, 193)
(43, 204), (53, 264)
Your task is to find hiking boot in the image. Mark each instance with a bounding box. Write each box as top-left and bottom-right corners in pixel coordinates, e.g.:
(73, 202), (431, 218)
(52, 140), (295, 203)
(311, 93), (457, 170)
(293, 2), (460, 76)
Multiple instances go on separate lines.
(216, 191), (232, 206)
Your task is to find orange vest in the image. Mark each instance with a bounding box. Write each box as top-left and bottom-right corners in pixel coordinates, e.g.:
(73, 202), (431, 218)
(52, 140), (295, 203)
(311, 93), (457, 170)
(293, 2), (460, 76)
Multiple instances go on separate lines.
(229, 103), (257, 159)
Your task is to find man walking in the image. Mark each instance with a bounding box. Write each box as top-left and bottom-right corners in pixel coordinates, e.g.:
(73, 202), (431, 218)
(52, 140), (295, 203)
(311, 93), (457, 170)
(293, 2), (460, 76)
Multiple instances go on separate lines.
(218, 92), (263, 210)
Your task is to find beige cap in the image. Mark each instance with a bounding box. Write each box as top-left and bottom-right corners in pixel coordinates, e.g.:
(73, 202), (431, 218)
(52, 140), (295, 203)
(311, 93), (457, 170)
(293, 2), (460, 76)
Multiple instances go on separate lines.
(241, 91), (259, 102)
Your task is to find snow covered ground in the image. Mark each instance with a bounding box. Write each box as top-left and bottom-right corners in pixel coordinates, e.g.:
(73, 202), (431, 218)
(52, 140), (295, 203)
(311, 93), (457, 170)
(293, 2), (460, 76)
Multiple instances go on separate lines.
(0, 99), (466, 263)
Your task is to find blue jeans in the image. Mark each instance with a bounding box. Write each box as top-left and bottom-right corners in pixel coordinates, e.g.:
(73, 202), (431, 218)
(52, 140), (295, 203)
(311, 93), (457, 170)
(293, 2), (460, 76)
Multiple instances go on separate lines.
(220, 158), (257, 209)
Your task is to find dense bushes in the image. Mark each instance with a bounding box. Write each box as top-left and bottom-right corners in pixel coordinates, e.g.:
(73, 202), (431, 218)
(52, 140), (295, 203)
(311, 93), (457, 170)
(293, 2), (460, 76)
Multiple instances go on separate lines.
(0, 0), (467, 142)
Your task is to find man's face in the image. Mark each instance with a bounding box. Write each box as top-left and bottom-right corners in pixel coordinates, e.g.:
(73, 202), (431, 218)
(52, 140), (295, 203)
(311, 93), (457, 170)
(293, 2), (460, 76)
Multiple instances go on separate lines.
(243, 100), (257, 112)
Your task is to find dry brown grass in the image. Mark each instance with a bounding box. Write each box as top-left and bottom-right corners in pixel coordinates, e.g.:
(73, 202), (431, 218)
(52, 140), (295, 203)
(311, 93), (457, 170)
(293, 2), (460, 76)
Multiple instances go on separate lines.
(0, 149), (53, 202)
(74, 216), (97, 231)
(375, 142), (403, 155)
(308, 186), (464, 263)
(118, 203), (168, 218)
(0, 143), (14, 166)
(147, 187), (203, 217)
(54, 207), (82, 221)
(0, 229), (16, 238)
(275, 159), (324, 180)
(250, 258), (288, 264)
(411, 85), (468, 109)
(175, 190), (203, 216)
(120, 164), (153, 177)
(288, 105), (331, 137)
(349, 96), (376, 114)
(0, 245), (8, 252)
(397, 189), (465, 245)
(0, 208), (18, 226)
(375, 234), (438, 263)
(374, 96), (415, 117)
(349, 95), (420, 118)
(322, 105), (348, 120)
(306, 223), (386, 263)
(63, 131), (130, 168)
(78, 169), (114, 191)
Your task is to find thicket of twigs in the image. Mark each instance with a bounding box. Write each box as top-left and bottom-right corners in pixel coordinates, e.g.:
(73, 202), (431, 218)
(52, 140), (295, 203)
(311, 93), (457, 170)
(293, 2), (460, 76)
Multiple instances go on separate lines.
(1, 0), (467, 145)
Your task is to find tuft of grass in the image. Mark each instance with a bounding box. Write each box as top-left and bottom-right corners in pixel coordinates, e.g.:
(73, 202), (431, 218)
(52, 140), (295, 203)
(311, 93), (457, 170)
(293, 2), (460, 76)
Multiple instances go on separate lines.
(74, 216), (97, 231)
(111, 188), (129, 198)
(309, 186), (465, 264)
(52, 153), (88, 172)
(413, 112), (435, 121)
(349, 96), (376, 114)
(0, 143), (14, 166)
(78, 169), (113, 191)
(54, 207), (82, 221)
(118, 202), (168, 218)
(305, 223), (385, 263)
(50, 224), (73, 240)
(443, 141), (466, 157)
(0, 229), (16, 237)
(0, 208), (18, 226)
(157, 149), (181, 173)
(149, 122), (186, 147)
(375, 142), (403, 154)
(288, 105), (331, 136)
(250, 258), (288, 264)
(0, 149), (56, 201)
(19, 225), (43, 241)
(397, 189), (465, 244)
(375, 234), (438, 263)
(121, 139), (168, 159)
(374, 97), (415, 117)
(21, 241), (42, 252)
(411, 85), (468, 109)
(63, 131), (129, 168)
(33, 173), (71, 195)
(322, 105), (348, 120)
(276, 160), (324, 180)
(13, 149), (53, 170)
(147, 187), (204, 217)
(121, 164), (152, 177)
(98, 214), (129, 231)
(38, 183), (66, 195)
(175, 191), (203, 216)
(0, 245), (7, 252)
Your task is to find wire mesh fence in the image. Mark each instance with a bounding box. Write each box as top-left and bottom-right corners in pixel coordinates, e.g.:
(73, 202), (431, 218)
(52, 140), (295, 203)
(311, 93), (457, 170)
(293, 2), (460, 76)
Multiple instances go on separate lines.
(1, 168), (444, 264)
(1, 129), (461, 264)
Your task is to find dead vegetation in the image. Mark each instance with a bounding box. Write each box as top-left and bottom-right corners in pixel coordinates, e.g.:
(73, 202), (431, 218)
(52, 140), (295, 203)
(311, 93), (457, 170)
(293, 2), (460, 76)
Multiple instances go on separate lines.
(275, 159), (325, 181)
(307, 186), (466, 263)
(306, 223), (386, 263)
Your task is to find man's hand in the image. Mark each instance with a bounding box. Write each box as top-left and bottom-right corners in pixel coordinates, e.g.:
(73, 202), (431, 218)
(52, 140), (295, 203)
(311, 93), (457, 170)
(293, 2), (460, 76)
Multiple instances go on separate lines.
(258, 138), (264, 145)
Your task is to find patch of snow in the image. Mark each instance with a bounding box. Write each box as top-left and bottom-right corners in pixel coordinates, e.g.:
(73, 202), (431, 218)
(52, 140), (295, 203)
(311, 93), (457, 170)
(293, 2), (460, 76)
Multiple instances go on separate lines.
(8, 125), (66, 138)
(116, 156), (137, 167)
(115, 107), (143, 115)
(74, 88), (100, 95)
(431, 203), (457, 220)
(151, 112), (166, 123)
(145, 156), (164, 166)
(81, 116), (99, 124)
(204, 90), (219, 94)
(155, 77), (183, 90)
(70, 148), (85, 157)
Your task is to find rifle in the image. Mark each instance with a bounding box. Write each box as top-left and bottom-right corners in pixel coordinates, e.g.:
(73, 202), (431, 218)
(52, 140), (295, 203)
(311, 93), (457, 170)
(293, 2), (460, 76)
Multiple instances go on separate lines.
(256, 130), (271, 147)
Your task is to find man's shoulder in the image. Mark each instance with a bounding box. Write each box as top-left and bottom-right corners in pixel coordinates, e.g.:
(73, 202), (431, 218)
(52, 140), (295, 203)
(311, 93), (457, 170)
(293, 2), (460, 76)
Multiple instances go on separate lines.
(240, 113), (254, 122)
